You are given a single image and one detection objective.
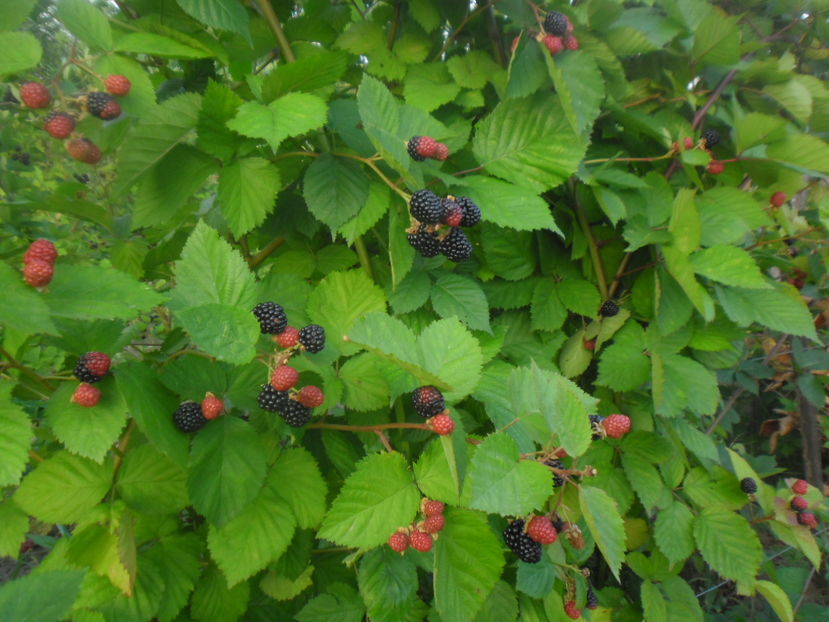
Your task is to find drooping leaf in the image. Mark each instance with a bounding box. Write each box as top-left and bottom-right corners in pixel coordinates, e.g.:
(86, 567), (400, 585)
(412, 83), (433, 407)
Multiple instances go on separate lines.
(693, 507), (762, 585)
(226, 93), (327, 151)
(303, 155), (371, 231)
(579, 486), (626, 580)
(218, 157), (280, 238)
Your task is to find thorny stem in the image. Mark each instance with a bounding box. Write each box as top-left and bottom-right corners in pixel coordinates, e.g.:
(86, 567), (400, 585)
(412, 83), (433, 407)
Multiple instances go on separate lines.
(574, 202), (609, 300)
(375, 430), (394, 452)
(248, 237), (285, 269)
(354, 236), (375, 281)
(29, 449), (44, 462)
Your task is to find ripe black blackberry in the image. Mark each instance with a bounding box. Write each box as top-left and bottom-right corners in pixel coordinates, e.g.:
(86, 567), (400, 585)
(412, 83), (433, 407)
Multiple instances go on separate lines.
(543, 11), (569, 36)
(439, 228), (473, 262)
(173, 401), (207, 433)
(702, 129), (720, 149)
(589, 414), (605, 440)
(409, 190), (443, 224)
(599, 300), (619, 317)
(586, 585), (599, 610)
(279, 399), (312, 427)
(407, 226), (441, 258)
(412, 385), (445, 418)
(457, 196), (481, 227)
(299, 324), (326, 353)
(543, 458), (565, 487)
(252, 302), (288, 334)
(552, 516), (564, 532)
(258, 384), (289, 412)
(407, 136), (426, 162)
(86, 92), (116, 119)
(73, 353), (110, 384)
(740, 477), (758, 494)
(503, 519), (542, 564)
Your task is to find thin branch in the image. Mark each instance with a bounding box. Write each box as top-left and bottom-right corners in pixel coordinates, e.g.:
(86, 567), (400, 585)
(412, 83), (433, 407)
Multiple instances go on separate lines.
(354, 237), (375, 282)
(255, 0), (295, 63)
(308, 422), (431, 433)
(248, 237), (285, 269)
(574, 203), (609, 300)
(0, 347), (54, 392)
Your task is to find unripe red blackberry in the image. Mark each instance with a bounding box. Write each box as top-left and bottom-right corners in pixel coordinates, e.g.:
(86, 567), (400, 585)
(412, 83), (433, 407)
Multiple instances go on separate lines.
(543, 11), (569, 36)
(407, 226), (441, 258)
(503, 519), (542, 563)
(72, 383), (101, 408)
(86, 92), (119, 119)
(542, 35), (564, 55)
(409, 190), (443, 224)
(20, 82), (50, 108)
(24, 239), (58, 265)
(297, 385), (324, 408)
(563, 35), (579, 51)
(23, 259), (53, 287)
(278, 399), (312, 427)
(412, 385), (445, 418)
(423, 514), (445, 534)
(44, 112), (76, 139)
(173, 401), (207, 433)
(433, 143), (449, 161)
(104, 74), (132, 96)
(409, 530), (433, 552)
(439, 228), (473, 262)
(388, 531), (409, 553)
(74, 352), (111, 383)
(457, 196), (481, 227)
(275, 326), (300, 348)
(407, 136), (438, 161)
(790, 496), (808, 512)
(440, 198), (464, 227)
(299, 324), (325, 353)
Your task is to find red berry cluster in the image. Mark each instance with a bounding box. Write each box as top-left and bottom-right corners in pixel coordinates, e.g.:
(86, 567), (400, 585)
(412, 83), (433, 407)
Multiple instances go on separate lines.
(406, 190), (481, 262)
(789, 479), (821, 530)
(387, 498), (447, 554)
(271, 365), (325, 407)
(406, 136), (449, 162)
(22, 238), (57, 288)
(539, 11), (578, 55)
(671, 129), (729, 175)
(19, 75), (131, 166)
(70, 351), (113, 408)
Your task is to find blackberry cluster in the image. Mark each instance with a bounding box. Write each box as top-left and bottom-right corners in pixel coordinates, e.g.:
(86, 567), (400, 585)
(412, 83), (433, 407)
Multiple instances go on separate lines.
(503, 519), (542, 563)
(173, 401), (207, 433)
(740, 477), (758, 494)
(86, 92), (117, 119)
(412, 386), (445, 418)
(544, 458), (565, 487)
(589, 414), (605, 440)
(599, 300), (619, 317)
(280, 399), (312, 427)
(252, 302), (288, 334)
(407, 226), (441, 258)
(702, 129), (720, 149)
(543, 11), (569, 36)
(299, 324), (325, 353)
(258, 384), (289, 412)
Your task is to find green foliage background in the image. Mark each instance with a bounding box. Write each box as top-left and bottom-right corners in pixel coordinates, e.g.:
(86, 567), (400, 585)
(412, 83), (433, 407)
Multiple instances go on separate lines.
(1, 0), (828, 621)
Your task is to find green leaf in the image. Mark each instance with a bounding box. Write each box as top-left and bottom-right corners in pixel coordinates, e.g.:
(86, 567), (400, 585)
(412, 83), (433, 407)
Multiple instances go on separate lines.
(115, 93), (202, 194)
(133, 144), (218, 229)
(465, 433), (551, 516)
(621, 451), (671, 511)
(653, 501), (695, 566)
(0, 32), (41, 77)
(434, 509), (504, 622)
(116, 361), (189, 467)
(418, 317), (484, 402)
(266, 448), (327, 529)
(226, 93), (327, 151)
(692, 13), (739, 65)
(455, 176), (560, 233)
(0, 264), (48, 334)
(766, 133), (829, 174)
(146, 534), (203, 621)
(597, 321), (649, 391)
(303, 154), (370, 231)
(579, 486), (626, 581)
(474, 581), (518, 622)
(414, 437), (462, 505)
(339, 181), (391, 245)
(481, 227), (537, 280)
(187, 417), (267, 526)
(652, 353), (719, 417)
(262, 50), (349, 101)
(506, 39), (547, 99)
(0, 500), (28, 557)
(0, 392), (32, 487)
(56, 0), (112, 50)
(756, 580), (794, 622)
(318, 452), (420, 548)
(716, 283), (818, 341)
(190, 564), (249, 622)
(115, 32), (211, 58)
(296, 584), (365, 622)
(340, 353), (391, 412)
(473, 94), (584, 192)
(66, 521), (135, 597)
(641, 580), (668, 622)
(176, 0), (250, 41)
(697, 187), (770, 246)
(43, 264), (164, 321)
(764, 80), (812, 125)
(693, 507), (761, 584)
(0, 570), (86, 622)
(530, 281), (567, 332)
(690, 246), (769, 289)
(0, 0), (36, 30)
(662, 576), (704, 621)
(358, 548), (418, 622)
(218, 157), (280, 238)
(14, 451), (112, 523)
(177, 304), (259, 365)
(171, 221), (257, 310)
(307, 270), (387, 357)
(197, 80), (244, 159)
(116, 443), (188, 515)
(668, 189), (700, 254)
(531, 365), (594, 456)
(431, 273), (491, 333)
(447, 50), (500, 90)
(46, 379), (127, 463)
(208, 487), (295, 586)
(558, 279), (601, 318)
(545, 50), (605, 137)
(662, 246), (712, 320)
